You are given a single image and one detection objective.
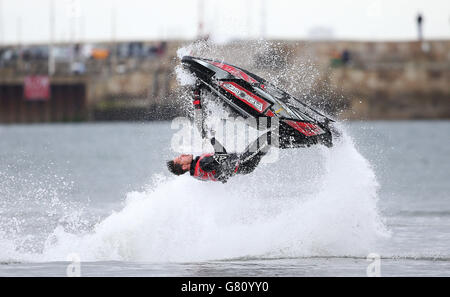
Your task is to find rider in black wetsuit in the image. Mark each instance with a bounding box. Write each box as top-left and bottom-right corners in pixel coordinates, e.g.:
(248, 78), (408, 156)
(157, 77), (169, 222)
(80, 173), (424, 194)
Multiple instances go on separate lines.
(167, 83), (272, 183)
(167, 132), (271, 183)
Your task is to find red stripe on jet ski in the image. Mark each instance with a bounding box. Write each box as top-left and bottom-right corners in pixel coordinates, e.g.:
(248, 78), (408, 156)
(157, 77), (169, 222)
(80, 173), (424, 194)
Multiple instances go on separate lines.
(211, 62), (257, 84)
(284, 120), (324, 136)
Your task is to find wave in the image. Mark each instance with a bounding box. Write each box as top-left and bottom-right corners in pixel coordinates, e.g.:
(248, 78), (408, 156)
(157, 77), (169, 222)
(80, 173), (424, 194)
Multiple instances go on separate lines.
(9, 127), (386, 263)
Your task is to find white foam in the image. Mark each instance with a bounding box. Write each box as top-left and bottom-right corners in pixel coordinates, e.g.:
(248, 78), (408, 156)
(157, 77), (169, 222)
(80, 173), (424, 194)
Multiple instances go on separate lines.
(174, 65), (196, 86)
(32, 128), (389, 263)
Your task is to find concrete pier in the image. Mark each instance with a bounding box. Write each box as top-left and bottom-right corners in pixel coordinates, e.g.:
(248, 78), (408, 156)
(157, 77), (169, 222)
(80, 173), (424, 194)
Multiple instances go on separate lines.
(0, 40), (449, 123)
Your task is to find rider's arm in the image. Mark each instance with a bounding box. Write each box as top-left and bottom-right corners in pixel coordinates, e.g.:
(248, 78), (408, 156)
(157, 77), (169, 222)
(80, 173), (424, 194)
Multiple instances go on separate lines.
(198, 155), (222, 172)
(199, 132), (271, 180)
(198, 153), (238, 172)
(238, 131), (271, 163)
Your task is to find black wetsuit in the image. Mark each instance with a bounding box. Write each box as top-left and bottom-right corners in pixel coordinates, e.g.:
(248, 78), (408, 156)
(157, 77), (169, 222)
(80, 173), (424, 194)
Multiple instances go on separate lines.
(189, 133), (271, 183)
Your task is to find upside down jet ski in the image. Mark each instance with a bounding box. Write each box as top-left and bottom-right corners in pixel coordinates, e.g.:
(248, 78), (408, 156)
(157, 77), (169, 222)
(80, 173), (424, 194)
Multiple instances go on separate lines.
(181, 56), (335, 148)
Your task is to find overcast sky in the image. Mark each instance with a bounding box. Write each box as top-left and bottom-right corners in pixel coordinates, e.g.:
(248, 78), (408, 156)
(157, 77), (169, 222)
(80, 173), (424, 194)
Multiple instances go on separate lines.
(0, 0), (449, 45)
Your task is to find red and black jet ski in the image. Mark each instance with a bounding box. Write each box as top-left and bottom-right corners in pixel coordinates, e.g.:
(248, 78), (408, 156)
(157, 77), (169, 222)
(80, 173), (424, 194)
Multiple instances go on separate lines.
(181, 56), (335, 148)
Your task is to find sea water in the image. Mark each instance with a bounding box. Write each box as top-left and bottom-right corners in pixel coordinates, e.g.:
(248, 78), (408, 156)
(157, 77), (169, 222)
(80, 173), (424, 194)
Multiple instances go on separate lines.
(0, 121), (449, 276)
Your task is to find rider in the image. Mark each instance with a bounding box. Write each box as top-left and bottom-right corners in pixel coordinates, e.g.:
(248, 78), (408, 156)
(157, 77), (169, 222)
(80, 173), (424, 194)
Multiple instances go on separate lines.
(167, 133), (271, 183)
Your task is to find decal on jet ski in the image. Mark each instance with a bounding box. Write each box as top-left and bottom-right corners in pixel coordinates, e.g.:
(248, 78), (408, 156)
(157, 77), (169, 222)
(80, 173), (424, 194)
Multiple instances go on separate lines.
(220, 82), (269, 113)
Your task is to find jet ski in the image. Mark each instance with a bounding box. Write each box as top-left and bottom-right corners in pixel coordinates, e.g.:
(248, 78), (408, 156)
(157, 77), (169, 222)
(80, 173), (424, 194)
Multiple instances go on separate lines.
(181, 56), (335, 148)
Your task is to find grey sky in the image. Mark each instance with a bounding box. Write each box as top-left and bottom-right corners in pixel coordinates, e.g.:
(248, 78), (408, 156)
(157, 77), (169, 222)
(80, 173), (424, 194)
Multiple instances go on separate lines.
(0, 0), (449, 45)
